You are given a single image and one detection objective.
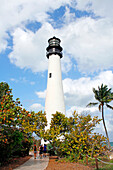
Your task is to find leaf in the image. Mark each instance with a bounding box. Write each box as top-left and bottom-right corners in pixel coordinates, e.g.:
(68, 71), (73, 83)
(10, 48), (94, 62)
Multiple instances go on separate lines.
(106, 104), (113, 109)
(86, 102), (98, 107)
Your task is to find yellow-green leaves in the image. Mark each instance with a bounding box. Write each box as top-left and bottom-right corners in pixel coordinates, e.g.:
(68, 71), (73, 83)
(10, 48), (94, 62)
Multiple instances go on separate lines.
(43, 111), (107, 159)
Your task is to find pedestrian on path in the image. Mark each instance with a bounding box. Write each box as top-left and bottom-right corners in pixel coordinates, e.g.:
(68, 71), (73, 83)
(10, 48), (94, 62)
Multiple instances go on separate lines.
(39, 144), (43, 159)
(33, 143), (37, 159)
(43, 144), (47, 157)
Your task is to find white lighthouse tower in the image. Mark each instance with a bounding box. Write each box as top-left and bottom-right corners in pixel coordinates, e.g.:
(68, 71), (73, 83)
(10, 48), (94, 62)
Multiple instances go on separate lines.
(45, 36), (65, 129)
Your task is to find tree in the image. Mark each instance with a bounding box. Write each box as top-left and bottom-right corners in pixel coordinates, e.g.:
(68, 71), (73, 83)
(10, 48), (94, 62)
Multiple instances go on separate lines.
(0, 82), (10, 102)
(0, 126), (33, 165)
(0, 82), (47, 164)
(44, 112), (68, 156)
(65, 112), (106, 159)
(44, 111), (106, 159)
(0, 82), (47, 136)
(87, 84), (113, 150)
(20, 110), (47, 137)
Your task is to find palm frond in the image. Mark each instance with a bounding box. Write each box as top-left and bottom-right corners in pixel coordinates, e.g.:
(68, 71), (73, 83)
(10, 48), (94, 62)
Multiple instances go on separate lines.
(99, 104), (102, 111)
(106, 104), (113, 110)
(86, 102), (98, 107)
(109, 93), (113, 99)
(93, 88), (100, 101)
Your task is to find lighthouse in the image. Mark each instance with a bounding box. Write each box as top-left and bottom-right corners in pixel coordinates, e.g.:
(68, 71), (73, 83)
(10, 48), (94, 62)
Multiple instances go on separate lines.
(45, 36), (65, 129)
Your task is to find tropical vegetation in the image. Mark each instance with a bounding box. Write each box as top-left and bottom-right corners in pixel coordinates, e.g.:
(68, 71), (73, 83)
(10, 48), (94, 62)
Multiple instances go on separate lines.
(0, 82), (47, 165)
(44, 111), (107, 161)
(87, 84), (113, 150)
(0, 82), (111, 167)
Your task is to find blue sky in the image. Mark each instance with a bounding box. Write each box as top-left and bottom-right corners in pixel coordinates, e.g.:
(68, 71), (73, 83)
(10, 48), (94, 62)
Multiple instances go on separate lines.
(0, 0), (113, 141)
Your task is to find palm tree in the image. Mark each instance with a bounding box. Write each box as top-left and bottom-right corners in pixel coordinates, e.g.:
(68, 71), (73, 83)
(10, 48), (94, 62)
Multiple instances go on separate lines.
(87, 84), (113, 150)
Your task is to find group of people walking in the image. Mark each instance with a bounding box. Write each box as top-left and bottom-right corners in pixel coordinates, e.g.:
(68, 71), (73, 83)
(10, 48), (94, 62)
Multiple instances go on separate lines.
(33, 143), (47, 159)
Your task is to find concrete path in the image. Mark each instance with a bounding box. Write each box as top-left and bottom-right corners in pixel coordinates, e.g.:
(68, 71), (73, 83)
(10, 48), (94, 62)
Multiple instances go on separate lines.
(14, 155), (49, 170)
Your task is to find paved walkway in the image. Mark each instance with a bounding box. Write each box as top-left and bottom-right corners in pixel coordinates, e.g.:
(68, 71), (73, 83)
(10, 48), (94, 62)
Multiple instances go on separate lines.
(14, 154), (49, 170)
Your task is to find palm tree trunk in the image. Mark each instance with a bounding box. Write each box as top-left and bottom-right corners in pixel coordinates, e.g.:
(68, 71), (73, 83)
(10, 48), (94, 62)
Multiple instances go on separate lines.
(102, 104), (111, 150)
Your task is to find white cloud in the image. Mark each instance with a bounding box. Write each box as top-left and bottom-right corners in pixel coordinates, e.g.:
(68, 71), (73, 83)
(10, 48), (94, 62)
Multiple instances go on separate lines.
(10, 78), (18, 83)
(36, 90), (46, 99)
(75, 0), (113, 20)
(0, 0), (113, 74)
(10, 77), (36, 85)
(9, 25), (50, 72)
(30, 103), (44, 111)
(61, 54), (72, 73)
(59, 17), (113, 73)
(66, 105), (98, 117)
(0, 0), (72, 52)
(63, 6), (76, 24)
(63, 70), (113, 107)
(9, 16), (113, 74)
(0, 31), (8, 53)
(36, 70), (113, 109)
(103, 110), (113, 132)
(94, 112), (113, 141)
(8, 23), (73, 73)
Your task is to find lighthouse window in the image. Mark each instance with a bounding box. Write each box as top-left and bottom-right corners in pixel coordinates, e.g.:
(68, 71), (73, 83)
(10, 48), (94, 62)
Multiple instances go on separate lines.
(49, 73), (52, 78)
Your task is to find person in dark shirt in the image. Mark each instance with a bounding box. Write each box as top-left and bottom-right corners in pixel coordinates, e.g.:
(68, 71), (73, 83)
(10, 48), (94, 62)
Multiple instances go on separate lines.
(39, 145), (43, 159)
(43, 144), (47, 157)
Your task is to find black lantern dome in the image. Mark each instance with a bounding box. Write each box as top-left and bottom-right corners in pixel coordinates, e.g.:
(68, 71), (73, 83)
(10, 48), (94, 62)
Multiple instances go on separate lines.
(46, 36), (63, 59)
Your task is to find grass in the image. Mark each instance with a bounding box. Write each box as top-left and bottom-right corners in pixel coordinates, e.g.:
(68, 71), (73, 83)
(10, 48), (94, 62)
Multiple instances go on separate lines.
(58, 154), (113, 170)
(79, 155), (113, 170)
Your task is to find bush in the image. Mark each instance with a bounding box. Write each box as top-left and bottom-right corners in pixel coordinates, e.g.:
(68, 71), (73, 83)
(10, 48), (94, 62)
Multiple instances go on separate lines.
(0, 127), (33, 166)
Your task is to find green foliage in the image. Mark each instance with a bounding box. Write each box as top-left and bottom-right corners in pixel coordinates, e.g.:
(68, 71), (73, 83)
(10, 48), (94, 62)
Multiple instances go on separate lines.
(21, 110), (47, 137)
(0, 127), (33, 165)
(44, 111), (107, 161)
(0, 81), (109, 165)
(87, 84), (113, 150)
(87, 84), (113, 108)
(0, 82), (47, 165)
(44, 112), (68, 156)
(65, 153), (79, 163)
(0, 82), (10, 102)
